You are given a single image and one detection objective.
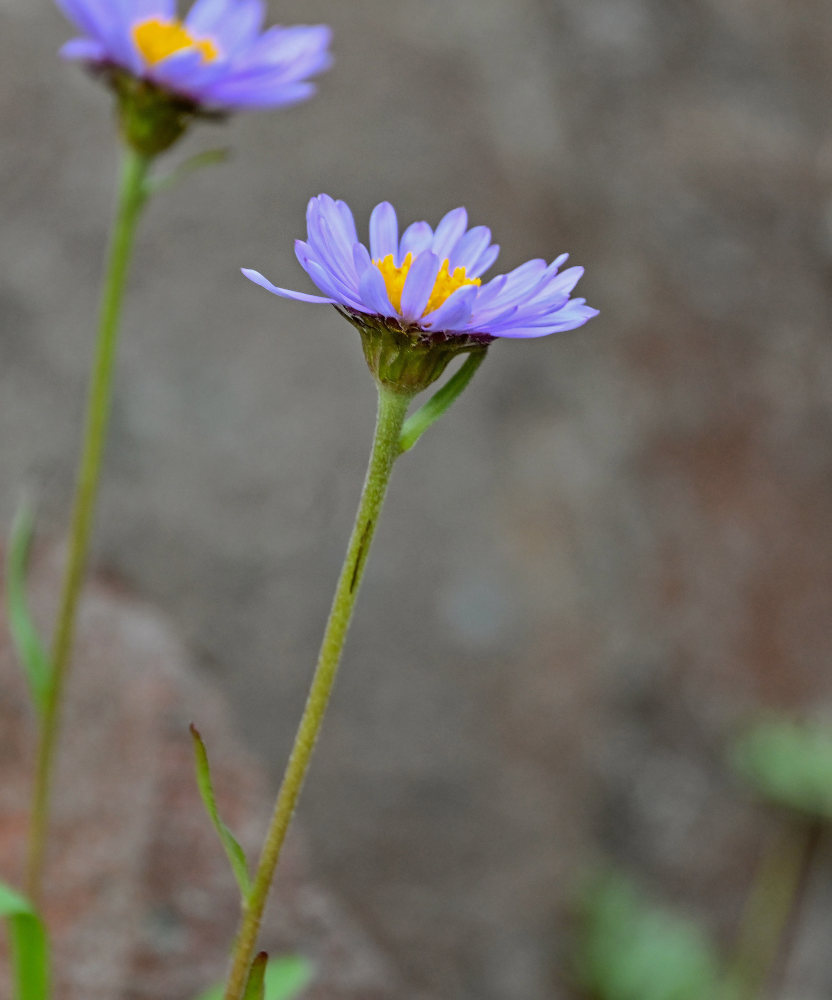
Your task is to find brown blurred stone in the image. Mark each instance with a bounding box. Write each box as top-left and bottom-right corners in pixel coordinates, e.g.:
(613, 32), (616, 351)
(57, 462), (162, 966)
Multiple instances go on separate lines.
(0, 543), (401, 1000)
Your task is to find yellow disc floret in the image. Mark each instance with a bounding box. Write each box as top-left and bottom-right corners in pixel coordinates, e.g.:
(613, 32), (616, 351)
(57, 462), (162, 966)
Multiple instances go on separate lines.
(133, 18), (219, 67)
(374, 253), (481, 318)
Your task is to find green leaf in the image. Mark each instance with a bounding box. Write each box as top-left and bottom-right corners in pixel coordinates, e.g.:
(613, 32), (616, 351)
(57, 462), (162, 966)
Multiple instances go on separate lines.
(398, 350), (487, 454)
(732, 718), (832, 820)
(146, 148), (230, 196)
(194, 955), (313, 1000)
(574, 871), (721, 1000)
(243, 952), (268, 1000)
(5, 502), (52, 717)
(0, 881), (50, 1000)
(190, 724), (251, 901)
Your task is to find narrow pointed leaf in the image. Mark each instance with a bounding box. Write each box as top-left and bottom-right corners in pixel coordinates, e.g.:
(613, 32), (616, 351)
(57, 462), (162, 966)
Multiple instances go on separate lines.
(6, 503), (52, 716)
(190, 724), (251, 900)
(147, 148), (231, 196)
(193, 955), (313, 1000)
(262, 956), (314, 1000)
(243, 952), (268, 1000)
(0, 881), (50, 1000)
(398, 350), (487, 454)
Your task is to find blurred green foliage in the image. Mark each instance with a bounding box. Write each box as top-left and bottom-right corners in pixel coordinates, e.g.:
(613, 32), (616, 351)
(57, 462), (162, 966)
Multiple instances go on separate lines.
(574, 871), (721, 1000)
(0, 881), (50, 1000)
(732, 718), (832, 820)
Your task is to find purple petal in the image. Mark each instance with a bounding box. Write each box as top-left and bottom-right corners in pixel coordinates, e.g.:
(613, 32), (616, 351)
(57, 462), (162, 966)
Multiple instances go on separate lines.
(242, 268), (335, 304)
(60, 36), (108, 60)
(334, 199), (359, 246)
(295, 243), (362, 307)
(151, 47), (221, 94)
(431, 207), (468, 259)
(185, 0), (231, 35)
(200, 78), (316, 108)
(54, 0), (112, 40)
(353, 243), (374, 274)
(358, 266), (396, 317)
(210, 0), (266, 55)
(535, 265), (585, 298)
(369, 202), (399, 261)
(421, 285), (478, 332)
(305, 202), (359, 287)
(468, 243), (500, 279)
(400, 252), (440, 322)
(399, 221), (433, 262)
(448, 226), (491, 271)
(489, 302), (600, 338)
(301, 257), (363, 307)
(239, 23), (332, 69)
(132, 0), (176, 20)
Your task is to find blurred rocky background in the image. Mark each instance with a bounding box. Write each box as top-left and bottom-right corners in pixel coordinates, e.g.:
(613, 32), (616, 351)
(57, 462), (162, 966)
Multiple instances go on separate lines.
(1, 0), (831, 998)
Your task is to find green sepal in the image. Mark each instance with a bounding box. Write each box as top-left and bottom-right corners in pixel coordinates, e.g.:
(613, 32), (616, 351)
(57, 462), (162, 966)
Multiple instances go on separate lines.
(732, 718), (832, 820)
(5, 502), (52, 717)
(190, 724), (252, 901)
(0, 881), (50, 1000)
(398, 350), (487, 453)
(349, 313), (490, 395)
(104, 69), (226, 158)
(574, 870), (721, 1000)
(193, 955), (313, 1000)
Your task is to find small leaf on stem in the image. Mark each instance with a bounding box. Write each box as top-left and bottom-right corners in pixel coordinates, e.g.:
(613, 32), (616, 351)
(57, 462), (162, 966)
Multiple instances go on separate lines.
(146, 148), (231, 196)
(398, 350), (486, 454)
(193, 955), (314, 1000)
(243, 952), (268, 1000)
(5, 501), (52, 717)
(190, 723), (252, 900)
(0, 881), (50, 1000)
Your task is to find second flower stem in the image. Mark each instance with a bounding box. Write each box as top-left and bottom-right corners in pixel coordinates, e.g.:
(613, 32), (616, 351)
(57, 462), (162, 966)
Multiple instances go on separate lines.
(26, 146), (151, 903)
(222, 383), (413, 1000)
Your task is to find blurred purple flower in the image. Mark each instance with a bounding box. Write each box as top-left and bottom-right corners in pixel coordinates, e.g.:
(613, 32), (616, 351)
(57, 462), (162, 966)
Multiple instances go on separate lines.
(243, 195), (598, 340)
(56, 0), (332, 111)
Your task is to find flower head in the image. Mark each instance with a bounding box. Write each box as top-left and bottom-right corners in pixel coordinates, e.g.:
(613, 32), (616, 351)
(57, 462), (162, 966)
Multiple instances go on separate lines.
(243, 195), (598, 344)
(56, 0), (332, 113)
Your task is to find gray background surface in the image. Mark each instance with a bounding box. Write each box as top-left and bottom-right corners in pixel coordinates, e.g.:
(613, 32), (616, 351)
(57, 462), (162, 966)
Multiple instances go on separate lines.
(2, 1), (832, 997)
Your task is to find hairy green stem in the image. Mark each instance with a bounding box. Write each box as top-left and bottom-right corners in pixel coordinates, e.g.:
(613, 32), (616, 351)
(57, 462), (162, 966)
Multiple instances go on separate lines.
(222, 384), (413, 1000)
(26, 146), (151, 903)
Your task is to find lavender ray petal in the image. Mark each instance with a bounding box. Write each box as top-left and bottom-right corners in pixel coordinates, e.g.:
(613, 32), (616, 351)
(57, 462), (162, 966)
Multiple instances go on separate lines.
(448, 226), (491, 271)
(399, 221), (433, 263)
(60, 37), (108, 60)
(358, 266), (396, 317)
(241, 268), (335, 304)
(400, 251), (441, 322)
(421, 285), (478, 332)
(430, 207), (468, 259)
(369, 202), (399, 261)
(468, 243), (500, 279)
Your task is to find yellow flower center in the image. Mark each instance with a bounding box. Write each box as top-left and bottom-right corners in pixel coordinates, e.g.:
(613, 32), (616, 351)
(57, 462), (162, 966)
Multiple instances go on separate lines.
(374, 253), (481, 317)
(133, 18), (219, 67)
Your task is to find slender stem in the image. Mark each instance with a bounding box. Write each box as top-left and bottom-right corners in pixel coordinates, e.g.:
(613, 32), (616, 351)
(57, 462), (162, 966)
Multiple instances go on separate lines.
(222, 384), (413, 1000)
(724, 820), (822, 1000)
(26, 146), (151, 903)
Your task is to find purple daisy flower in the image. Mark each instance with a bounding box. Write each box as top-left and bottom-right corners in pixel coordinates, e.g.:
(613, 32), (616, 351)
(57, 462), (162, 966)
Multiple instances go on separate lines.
(56, 0), (332, 111)
(243, 195), (598, 340)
